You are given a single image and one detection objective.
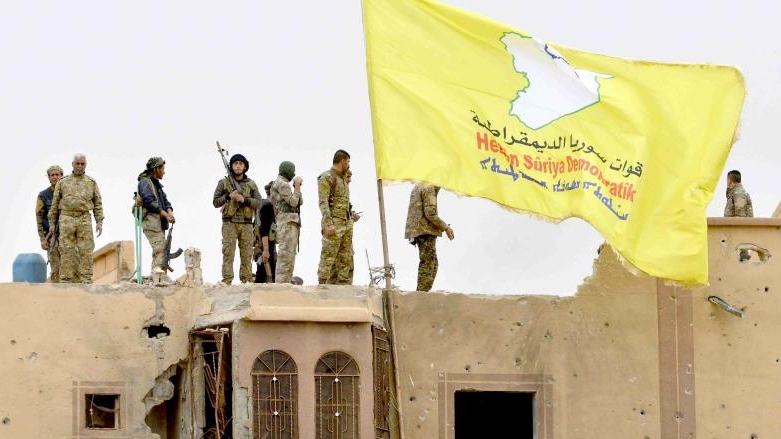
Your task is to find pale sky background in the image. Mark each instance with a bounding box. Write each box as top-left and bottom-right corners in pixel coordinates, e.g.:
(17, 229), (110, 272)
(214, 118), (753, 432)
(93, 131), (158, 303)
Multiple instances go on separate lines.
(1, 0), (777, 295)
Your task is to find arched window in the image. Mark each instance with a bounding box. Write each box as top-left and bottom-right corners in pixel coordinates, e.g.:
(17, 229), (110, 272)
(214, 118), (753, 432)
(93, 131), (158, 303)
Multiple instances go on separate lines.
(252, 350), (298, 439)
(315, 351), (360, 439)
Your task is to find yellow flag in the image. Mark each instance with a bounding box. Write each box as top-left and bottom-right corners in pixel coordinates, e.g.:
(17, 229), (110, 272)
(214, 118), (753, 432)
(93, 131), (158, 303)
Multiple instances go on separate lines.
(363, 0), (745, 285)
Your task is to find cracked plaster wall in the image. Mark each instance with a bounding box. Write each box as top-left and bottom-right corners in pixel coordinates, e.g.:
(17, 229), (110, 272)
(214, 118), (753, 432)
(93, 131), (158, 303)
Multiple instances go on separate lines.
(0, 283), (208, 439)
(2, 220), (779, 439)
(390, 247), (660, 439)
(390, 219), (781, 439)
(694, 219), (781, 438)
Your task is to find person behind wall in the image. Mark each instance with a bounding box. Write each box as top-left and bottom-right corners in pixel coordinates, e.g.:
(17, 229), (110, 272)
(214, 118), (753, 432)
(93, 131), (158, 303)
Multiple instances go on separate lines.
(254, 181), (277, 283)
(724, 169), (754, 261)
(48, 153), (104, 283)
(317, 149), (357, 285)
(212, 153), (261, 284)
(271, 161), (303, 284)
(404, 183), (454, 292)
(36, 165), (63, 282)
(136, 157), (175, 276)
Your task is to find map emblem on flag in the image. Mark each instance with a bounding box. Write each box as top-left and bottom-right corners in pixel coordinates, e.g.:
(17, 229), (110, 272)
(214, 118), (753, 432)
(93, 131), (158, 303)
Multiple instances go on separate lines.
(501, 33), (612, 130)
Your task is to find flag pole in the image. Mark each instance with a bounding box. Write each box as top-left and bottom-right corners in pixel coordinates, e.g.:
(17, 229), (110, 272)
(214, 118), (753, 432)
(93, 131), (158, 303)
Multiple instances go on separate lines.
(376, 179), (393, 290)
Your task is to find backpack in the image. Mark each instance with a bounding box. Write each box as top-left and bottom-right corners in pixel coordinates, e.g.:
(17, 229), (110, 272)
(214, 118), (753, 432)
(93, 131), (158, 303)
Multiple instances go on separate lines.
(132, 177), (158, 218)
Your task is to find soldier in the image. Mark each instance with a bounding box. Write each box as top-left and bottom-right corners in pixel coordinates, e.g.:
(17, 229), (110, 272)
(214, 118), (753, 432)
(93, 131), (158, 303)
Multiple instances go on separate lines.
(271, 161), (303, 284)
(213, 153), (261, 284)
(254, 181), (277, 283)
(328, 168), (360, 284)
(724, 170), (753, 218)
(36, 165), (63, 282)
(48, 154), (104, 283)
(724, 169), (753, 261)
(137, 157), (175, 275)
(317, 149), (356, 285)
(404, 183), (454, 292)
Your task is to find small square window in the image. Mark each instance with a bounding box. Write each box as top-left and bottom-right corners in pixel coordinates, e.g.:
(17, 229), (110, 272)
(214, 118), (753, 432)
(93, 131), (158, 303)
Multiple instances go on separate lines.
(84, 394), (120, 430)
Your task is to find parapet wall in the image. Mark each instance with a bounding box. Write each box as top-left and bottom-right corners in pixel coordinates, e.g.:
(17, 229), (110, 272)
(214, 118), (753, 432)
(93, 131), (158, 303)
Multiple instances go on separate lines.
(1, 219), (779, 439)
(0, 283), (204, 438)
(388, 217), (781, 439)
(0, 282), (384, 439)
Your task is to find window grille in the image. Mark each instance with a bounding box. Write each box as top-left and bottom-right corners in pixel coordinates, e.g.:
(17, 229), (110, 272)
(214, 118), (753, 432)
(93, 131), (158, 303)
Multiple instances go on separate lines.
(252, 350), (298, 439)
(372, 326), (392, 438)
(315, 351), (360, 439)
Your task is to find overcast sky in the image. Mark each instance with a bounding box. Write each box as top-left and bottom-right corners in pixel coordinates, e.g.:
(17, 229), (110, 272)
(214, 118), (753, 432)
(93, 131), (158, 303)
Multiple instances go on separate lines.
(1, 0), (777, 294)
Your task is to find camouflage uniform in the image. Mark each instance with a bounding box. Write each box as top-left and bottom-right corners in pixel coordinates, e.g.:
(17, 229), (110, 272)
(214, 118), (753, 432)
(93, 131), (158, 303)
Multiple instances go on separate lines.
(48, 174), (104, 283)
(332, 213), (355, 284)
(271, 175), (302, 283)
(317, 169), (353, 284)
(404, 184), (449, 292)
(137, 173), (173, 273)
(36, 184), (60, 282)
(213, 176), (261, 283)
(724, 183), (753, 218)
(725, 183), (753, 261)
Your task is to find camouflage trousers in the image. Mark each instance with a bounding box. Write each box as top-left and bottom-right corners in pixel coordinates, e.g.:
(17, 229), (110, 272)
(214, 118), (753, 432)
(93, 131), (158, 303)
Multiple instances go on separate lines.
(48, 239), (60, 283)
(414, 234), (438, 292)
(322, 220), (354, 284)
(142, 213), (166, 273)
(275, 222), (300, 284)
(221, 222), (254, 284)
(58, 213), (95, 283)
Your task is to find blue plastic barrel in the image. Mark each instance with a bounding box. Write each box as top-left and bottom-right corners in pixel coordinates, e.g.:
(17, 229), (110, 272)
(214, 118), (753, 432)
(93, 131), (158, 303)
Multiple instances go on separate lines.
(12, 253), (47, 283)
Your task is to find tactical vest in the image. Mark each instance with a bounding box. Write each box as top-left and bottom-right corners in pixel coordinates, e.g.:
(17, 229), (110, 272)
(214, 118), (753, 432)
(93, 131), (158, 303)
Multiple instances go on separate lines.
(39, 187), (54, 234)
(222, 177), (255, 222)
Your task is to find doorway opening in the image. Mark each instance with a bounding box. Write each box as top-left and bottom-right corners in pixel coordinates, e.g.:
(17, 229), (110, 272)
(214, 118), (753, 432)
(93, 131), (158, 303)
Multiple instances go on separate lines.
(454, 390), (534, 438)
(191, 327), (233, 438)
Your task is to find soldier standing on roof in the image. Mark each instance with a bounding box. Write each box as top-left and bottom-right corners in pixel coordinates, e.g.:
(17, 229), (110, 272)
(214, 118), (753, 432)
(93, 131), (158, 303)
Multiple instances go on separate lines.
(317, 149), (354, 285)
(404, 183), (454, 292)
(213, 153), (261, 284)
(724, 170), (753, 218)
(327, 168), (360, 284)
(724, 169), (754, 261)
(271, 161), (303, 284)
(48, 153), (104, 283)
(137, 157), (175, 276)
(36, 165), (63, 282)
(254, 181), (277, 283)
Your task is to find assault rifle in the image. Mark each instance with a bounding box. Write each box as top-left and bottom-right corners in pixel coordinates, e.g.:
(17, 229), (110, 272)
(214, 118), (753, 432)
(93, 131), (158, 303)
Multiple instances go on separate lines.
(161, 224), (183, 273)
(45, 223), (58, 265)
(216, 141), (241, 217)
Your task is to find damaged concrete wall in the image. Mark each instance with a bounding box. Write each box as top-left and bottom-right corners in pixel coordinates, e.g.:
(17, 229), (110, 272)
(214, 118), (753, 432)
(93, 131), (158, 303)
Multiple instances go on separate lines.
(389, 218), (781, 439)
(0, 283), (208, 439)
(93, 240), (135, 284)
(4, 218), (778, 439)
(694, 218), (781, 438)
(390, 248), (660, 439)
(0, 279), (384, 439)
